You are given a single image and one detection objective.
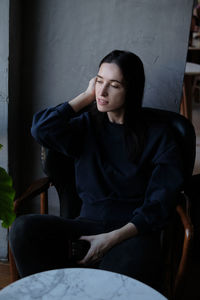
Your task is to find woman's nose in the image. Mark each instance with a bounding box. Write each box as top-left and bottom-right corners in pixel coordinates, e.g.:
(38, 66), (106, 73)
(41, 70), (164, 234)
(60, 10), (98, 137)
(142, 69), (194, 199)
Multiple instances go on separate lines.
(100, 84), (108, 96)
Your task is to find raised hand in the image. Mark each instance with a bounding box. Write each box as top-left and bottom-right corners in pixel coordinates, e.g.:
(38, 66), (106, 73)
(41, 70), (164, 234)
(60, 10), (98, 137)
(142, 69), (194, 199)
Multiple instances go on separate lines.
(69, 77), (96, 112)
(84, 77), (97, 102)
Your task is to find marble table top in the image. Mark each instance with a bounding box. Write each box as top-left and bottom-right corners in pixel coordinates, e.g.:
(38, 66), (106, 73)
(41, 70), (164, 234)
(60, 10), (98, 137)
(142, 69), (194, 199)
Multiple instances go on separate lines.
(0, 268), (167, 300)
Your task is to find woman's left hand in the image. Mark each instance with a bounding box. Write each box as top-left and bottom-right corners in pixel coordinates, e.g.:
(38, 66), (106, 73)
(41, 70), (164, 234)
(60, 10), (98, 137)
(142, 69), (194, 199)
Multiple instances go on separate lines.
(77, 232), (115, 266)
(77, 223), (138, 266)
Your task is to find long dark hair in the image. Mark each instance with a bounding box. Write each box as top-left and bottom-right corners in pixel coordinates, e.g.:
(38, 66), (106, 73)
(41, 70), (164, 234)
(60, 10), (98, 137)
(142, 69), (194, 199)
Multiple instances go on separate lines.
(90, 50), (146, 162)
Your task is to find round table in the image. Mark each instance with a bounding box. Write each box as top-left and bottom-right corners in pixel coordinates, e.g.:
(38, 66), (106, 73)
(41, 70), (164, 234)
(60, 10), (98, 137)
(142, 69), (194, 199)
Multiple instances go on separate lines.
(0, 268), (167, 300)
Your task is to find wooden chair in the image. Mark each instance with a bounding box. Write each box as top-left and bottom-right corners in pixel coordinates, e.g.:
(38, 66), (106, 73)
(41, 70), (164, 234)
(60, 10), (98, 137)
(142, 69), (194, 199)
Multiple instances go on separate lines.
(9, 107), (196, 300)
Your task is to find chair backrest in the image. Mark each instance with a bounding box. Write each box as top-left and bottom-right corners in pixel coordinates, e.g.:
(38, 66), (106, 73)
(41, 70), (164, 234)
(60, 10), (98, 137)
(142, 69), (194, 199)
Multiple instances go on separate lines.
(41, 107), (196, 219)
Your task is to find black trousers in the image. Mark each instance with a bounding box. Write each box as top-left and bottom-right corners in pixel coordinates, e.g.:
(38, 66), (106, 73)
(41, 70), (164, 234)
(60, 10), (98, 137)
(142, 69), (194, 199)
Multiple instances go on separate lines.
(9, 214), (164, 291)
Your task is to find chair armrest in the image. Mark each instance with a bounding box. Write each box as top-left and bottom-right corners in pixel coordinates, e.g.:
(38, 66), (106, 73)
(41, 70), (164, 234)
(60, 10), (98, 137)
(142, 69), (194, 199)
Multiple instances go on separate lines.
(9, 177), (52, 283)
(174, 203), (194, 292)
(14, 177), (52, 214)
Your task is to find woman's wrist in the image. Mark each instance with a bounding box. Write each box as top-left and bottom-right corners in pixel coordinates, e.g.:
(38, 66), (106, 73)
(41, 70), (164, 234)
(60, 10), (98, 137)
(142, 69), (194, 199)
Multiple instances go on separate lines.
(68, 92), (95, 112)
(108, 222), (138, 246)
(69, 77), (96, 112)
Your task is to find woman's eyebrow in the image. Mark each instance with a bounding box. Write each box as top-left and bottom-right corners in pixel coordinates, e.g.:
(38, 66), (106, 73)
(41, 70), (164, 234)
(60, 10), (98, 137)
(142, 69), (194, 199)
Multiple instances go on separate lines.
(97, 75), (122, 84)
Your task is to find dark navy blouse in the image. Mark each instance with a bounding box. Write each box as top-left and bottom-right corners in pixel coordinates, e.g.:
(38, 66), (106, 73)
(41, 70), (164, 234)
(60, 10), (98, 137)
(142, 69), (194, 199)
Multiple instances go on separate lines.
(31, 102), (184, 234)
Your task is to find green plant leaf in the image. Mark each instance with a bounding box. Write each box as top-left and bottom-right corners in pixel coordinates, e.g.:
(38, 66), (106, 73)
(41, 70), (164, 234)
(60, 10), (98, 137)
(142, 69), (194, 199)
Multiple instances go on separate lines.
(0, 166), (16, 228)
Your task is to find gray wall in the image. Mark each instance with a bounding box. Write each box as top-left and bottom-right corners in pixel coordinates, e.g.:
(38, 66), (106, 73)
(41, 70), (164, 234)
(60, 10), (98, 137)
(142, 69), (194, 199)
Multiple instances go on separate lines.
(19, 0), (193, 112)
(9, 0), (193, 215)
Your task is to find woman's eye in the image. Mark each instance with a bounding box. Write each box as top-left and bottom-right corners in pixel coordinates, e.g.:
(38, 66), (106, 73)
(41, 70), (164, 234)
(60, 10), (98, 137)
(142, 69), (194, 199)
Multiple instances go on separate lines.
(111, 84), (119, 89)
(96, 80), (103, 84)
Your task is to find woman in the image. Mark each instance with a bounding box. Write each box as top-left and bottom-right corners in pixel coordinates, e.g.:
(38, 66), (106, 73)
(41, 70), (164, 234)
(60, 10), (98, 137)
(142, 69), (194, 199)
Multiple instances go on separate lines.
(9, 50), (183, 291)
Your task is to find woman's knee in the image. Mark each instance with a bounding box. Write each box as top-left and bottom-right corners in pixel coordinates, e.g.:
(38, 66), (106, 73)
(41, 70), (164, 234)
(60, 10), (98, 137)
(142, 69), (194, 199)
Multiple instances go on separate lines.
(9, 214), (40, 248)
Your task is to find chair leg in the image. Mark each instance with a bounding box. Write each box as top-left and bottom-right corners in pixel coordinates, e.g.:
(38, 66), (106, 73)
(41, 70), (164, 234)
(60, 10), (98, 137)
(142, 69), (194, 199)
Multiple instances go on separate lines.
(8, 244), (20, 282)
(180, 84), (189, 119)
(40, 190), (48, 214)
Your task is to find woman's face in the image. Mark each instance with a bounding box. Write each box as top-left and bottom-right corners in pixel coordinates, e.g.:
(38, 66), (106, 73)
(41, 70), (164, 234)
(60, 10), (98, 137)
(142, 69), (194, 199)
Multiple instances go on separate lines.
(95, 63), (126, 114)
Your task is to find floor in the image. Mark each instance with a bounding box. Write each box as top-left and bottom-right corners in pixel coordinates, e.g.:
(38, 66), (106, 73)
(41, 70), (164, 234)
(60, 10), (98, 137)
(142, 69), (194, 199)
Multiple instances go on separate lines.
(0, 102), (200, 298)
(0, 262), (10, 290)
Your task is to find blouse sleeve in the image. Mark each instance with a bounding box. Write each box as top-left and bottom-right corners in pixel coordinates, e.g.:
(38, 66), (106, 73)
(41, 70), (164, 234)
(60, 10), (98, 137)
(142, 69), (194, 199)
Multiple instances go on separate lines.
(130, 128), (184, 234)
(31, 102), (88, 158)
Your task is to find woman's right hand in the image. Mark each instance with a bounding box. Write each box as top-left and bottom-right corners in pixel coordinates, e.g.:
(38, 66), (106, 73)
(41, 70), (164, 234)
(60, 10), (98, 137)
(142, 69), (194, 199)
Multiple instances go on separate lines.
(84, 77), (96, 102)
(68, 77), (96, 112)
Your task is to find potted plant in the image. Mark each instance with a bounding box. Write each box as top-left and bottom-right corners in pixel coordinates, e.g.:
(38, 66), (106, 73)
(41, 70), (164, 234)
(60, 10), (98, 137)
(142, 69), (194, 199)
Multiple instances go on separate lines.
(0, 144), (16, 228)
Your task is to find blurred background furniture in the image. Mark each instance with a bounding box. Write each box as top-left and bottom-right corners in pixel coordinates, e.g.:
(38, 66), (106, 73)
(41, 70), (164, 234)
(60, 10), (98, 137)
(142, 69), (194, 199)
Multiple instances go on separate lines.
(189, 2), (200, 49)
(9, 107), (196, 300)
(180, 62), (200, 121)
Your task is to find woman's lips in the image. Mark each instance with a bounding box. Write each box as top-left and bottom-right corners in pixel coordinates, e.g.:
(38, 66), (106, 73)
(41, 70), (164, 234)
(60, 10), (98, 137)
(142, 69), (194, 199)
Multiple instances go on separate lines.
(97, 98), (109, 105)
